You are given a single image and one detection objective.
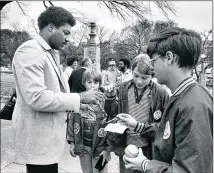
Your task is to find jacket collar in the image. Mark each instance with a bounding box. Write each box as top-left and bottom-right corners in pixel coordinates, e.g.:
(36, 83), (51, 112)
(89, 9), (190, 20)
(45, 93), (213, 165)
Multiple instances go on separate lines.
(127, 80), (153, 90)
(35, 34), (52, 51)
(81, 67), (88, 70)
(35, 34), (69, 92)
(172, 77), (196, 97)
(124, 69), (132, 75)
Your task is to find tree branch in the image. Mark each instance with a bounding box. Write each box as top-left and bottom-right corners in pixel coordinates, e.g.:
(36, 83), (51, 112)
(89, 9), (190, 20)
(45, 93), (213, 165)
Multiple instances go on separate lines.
(48, 1), (54, 6)
(43, 1), (48, 9)
(16, 1), (27, 16)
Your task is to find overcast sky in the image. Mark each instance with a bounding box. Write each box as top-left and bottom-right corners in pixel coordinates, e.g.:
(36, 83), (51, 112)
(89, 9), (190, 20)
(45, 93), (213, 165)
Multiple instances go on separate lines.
(1, 1), (212, 34)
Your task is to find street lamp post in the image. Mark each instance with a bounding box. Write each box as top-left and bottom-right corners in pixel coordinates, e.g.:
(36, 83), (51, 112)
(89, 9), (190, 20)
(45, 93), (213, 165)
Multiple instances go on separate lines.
(88, 22), (96, 46)
(83, 21), (101, 71)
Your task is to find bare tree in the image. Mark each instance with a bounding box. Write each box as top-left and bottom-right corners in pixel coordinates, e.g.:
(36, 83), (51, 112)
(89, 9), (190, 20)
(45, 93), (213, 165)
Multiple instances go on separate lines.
(1, 1), (177, 29)
(43, 1), (54, 9)
(1, 2), (11, 24)
(42, 1), (88, 25)
(16, 1), (28, 16)
(15, 1), (39, 33)
(11, 22), (23, 32)
(58, 24), (88, 62)
(96, 25), (118, 45)
(98, 1), (176, 23)
(40, 1), (176, 24)
(116, 19), (153, 58)
(153, 20), (177, 35)
(97, 25), (109, 44)
(153, 1), (177, 18)
(27, 18), (39, 34)
(193, 29), (213, 81)
(96, 25), (117, 69)
(70, 25), (88, 49)
(68, 8), (88, 25)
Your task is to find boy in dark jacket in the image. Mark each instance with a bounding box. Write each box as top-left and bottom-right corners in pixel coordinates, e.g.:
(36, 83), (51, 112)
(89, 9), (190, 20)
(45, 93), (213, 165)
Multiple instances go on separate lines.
(122, 27), (213, 173)
(104, 56), (170, 173)
(67, 69), (114, 173)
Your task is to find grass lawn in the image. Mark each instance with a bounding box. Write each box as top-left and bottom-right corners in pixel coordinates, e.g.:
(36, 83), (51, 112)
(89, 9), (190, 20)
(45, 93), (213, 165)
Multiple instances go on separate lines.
(1, 73), (14, 102)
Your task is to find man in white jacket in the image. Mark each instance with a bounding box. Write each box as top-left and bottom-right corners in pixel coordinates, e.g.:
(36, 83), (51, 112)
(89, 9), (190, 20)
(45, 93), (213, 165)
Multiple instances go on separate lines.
(12, 6), (105, 173)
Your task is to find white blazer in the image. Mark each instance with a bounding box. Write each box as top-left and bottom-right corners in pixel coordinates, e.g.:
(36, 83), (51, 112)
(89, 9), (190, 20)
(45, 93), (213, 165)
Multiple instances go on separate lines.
(12, 35), (80, 164)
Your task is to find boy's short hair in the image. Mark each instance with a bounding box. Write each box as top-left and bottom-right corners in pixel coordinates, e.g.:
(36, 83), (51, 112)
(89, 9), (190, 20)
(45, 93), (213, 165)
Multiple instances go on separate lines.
(81, 58), (91, 67)
(82, 69), (102, 86)
(147, 27), (202, 68)
(119, 58), (131, 69)
(132, 58), (154, 76)
(38, 6), (76, 30)
(132, 54), (150, 65)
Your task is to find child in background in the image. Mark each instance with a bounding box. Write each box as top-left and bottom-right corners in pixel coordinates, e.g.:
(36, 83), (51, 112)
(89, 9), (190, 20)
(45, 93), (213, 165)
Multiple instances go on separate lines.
(67, 68), (112, 173)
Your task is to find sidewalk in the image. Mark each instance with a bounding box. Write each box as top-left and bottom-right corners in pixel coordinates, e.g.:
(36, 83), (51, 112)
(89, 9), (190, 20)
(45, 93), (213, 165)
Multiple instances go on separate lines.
(1, 118), (119, 173)
(1, 144), (120, 173)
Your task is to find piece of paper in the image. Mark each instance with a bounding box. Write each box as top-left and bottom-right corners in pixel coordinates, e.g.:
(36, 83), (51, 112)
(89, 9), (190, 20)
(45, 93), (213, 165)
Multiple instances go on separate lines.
(104, 123), (128, 134)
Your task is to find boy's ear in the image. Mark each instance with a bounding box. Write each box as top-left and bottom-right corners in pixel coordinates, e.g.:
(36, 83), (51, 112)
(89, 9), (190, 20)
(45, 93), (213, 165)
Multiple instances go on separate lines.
(165, 51), (174, 65)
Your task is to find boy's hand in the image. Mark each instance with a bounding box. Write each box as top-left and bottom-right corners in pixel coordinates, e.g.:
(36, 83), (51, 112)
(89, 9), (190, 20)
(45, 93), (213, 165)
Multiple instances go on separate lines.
(117, 113), (138, 131)
(81, 90), (106, 105)
(123, 148), (148, 171)
(99, 150), (111, 166)
(69, 142), (76, 157)
(103, 84), (116, 98)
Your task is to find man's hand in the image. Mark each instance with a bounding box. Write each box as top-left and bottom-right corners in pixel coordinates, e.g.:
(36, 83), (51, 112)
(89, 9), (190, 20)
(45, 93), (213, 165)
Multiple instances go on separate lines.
(117, 113), (138, 131)
(81, 90), (106, 105)
(99, 150), (111, 166)
(123, 148), (147, 171)
(69, 143), (76, 157)
(80, 104), (94, 112)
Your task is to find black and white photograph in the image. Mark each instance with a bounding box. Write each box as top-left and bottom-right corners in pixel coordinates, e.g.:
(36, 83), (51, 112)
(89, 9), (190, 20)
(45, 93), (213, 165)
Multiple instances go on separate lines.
(1, 1), (213, 173)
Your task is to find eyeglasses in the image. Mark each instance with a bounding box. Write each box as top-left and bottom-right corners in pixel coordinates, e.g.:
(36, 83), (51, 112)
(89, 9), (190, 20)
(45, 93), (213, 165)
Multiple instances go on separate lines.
(150, 55), (161, 66)
(109, 64), (116, 67)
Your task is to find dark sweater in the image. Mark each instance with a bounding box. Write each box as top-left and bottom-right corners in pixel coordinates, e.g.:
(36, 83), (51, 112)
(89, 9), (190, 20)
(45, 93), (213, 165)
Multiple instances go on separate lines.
(104, 80), (170, 158)
(68, 67), (86, 93)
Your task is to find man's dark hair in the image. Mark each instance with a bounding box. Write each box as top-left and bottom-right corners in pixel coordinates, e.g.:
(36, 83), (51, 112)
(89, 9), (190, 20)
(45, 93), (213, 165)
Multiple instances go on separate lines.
(119, 58), (131, 69)
(147, 27), (202, 68)
(67, 58), (78, 66)
(38, 6), (76, 30)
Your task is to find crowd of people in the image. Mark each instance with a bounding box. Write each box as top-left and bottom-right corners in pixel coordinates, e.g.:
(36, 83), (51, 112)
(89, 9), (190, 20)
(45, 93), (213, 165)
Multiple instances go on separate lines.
(11, 6), (212, 173)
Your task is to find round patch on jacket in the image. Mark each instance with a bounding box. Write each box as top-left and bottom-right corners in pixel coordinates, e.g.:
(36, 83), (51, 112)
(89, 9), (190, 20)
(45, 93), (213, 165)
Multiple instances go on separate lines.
(74, 123), (80, 134)
(98, 128), (107, 137)
(153, 110), (162, 120)
(163, 121), (171, 139)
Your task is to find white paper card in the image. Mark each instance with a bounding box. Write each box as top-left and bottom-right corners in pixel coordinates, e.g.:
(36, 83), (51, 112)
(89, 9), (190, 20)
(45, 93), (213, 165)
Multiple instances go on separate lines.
(104, 123), (128, 134)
